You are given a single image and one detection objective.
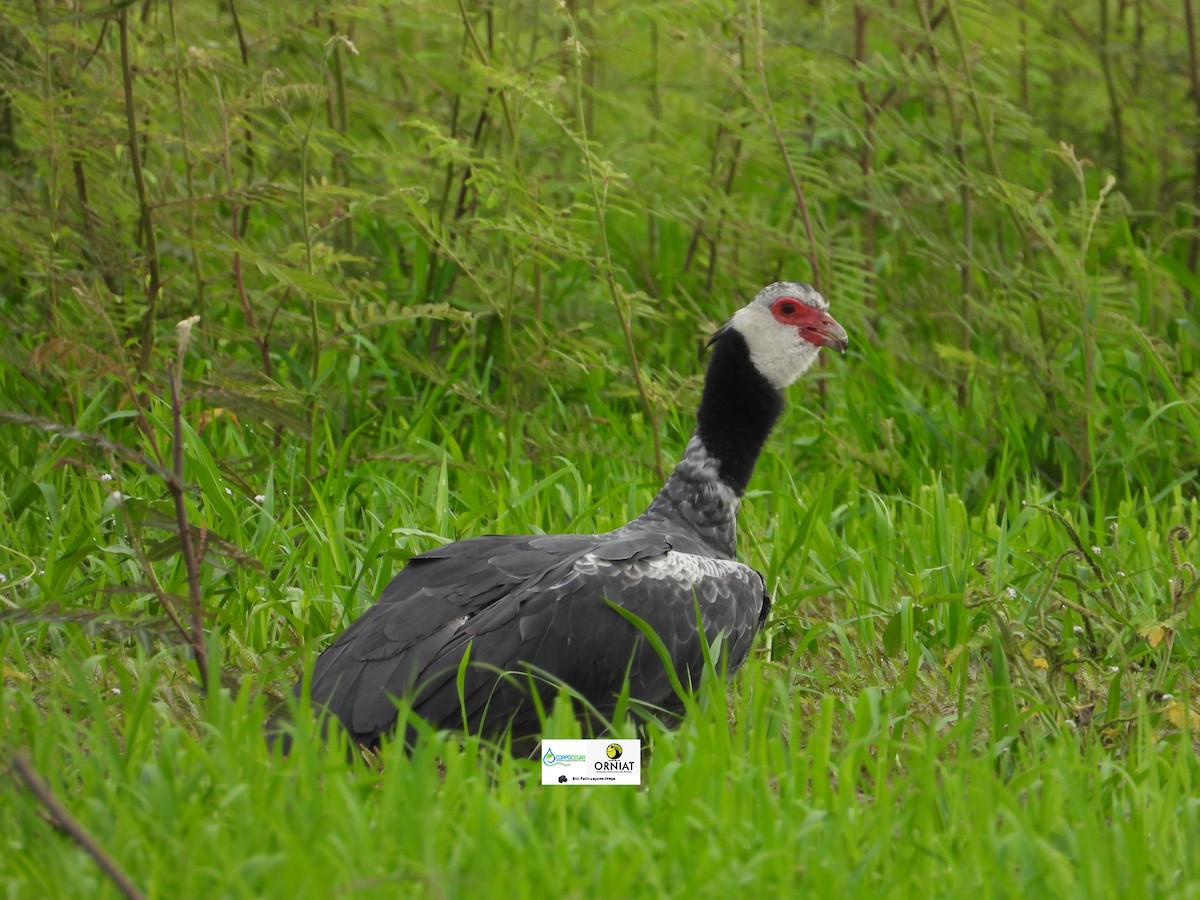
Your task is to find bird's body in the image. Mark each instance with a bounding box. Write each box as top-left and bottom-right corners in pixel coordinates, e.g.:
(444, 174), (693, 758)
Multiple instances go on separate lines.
(297, 283), (847, 751)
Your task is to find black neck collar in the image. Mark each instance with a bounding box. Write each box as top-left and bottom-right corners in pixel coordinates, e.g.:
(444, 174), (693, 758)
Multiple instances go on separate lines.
(694, 329), (783, 496)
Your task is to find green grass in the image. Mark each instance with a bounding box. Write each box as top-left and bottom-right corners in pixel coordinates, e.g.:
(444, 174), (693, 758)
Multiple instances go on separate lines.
(2, 0), (1200, 896)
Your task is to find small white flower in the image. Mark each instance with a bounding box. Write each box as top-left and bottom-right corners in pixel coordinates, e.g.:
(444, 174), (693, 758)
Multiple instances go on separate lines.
(1118, 571), (1126, 577)
(1110, 666), (1120, 673)
(100, 473), (114, 482)
(254, 494), (266, 504)
(225, 487), (233, 496)
(1162, 693), (1175, 701)
(1005, 587), (1017, 599)
(1073, 625), (1084, 635)
(1091, 546), (1102, 555)
(111, 687), (122, 695)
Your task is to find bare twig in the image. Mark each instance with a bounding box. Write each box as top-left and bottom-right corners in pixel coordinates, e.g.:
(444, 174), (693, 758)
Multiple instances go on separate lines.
(455, 0), (518, 140)
(72, 289), (172, 473)
(126, 524), (204, 658)
(326, 16), (353, 250)
(915, 0), (973, 406)
(226, 0), (250, 65)
(214, 77), (272, 381)
(0, 410), (180, 489)
(943, 0), (1015, 232)
(71, 159), (121, 295)
(167, 0), (205, 312)
(1028, 503), (1120, 616)
(854, 5), (878, 308)
(1096, 0), (1127, 184)
(561, 5), (664, 479)
(685, 31), (747, 292)
(1185, 0), (1200, 307)
(118, 7), (162, 374)
(750, 0), (820, 292)
(167, 350), (209, 692)
(8, 754), (147, 900)
(225, 0), (257, 240)
(1018, 0), (1029, 108)
(646, 16), (661, 289)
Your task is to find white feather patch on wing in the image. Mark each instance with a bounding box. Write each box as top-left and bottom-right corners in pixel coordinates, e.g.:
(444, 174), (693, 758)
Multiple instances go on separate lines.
(573, 549), (758, 586)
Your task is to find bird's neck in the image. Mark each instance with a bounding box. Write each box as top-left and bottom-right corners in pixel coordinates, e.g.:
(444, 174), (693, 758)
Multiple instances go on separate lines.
(632, 330), (783, 557)
(694, 329), (784, 493)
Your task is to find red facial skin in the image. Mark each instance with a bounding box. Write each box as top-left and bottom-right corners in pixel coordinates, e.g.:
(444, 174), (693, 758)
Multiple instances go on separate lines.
(769, 296), (850, 352)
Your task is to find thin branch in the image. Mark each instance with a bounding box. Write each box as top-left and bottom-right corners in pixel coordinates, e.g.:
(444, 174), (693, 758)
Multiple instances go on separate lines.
(750, 0), (820, 291)
(226, 0), (250, 65)
(1097, 0), (1126, 183)
(8, 754), (147, 900)
(167, 357), (210, 692)
(71, 159), (121, 295)
(915, 0), (973, 406)
(213, 77), (272, 381)
(125, 521), (204, 660)
(0, 410), (181, 489)
(455, 0), (518, 141)
(225, 0), (257, 239)
(167, 0), (205, 312)
(685, 31), (748, 291)
(1018, 0), (1029, 109)
(327, 16), (353, 250)
(118, 7), (161, 373)
(74, 289), (170, 472)
(684, 26), (747, 284)
(562, 5), (664, 479)
(943, 1), (1008, 213)
(646, 16), (661, 288)
(854, 4), (879, 309)
(1185, 0), (1200, 307)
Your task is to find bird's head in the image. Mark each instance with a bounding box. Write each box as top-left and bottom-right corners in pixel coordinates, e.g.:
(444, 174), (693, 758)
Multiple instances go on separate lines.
(715, 281), (849, 390)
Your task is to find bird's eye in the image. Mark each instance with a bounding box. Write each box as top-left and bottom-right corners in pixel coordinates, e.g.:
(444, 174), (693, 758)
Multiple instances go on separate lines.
(780, 302), (797, 316)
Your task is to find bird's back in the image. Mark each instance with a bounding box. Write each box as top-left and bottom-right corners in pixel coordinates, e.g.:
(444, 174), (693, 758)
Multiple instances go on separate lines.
(304, 526), (768, 750)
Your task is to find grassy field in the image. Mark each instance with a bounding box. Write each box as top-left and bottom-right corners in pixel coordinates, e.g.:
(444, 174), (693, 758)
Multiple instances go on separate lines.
(2, 0), (1200, 896)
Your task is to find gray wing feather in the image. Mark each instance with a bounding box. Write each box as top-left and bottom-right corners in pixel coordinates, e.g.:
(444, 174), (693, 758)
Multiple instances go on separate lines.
(304, 530), (768, 748)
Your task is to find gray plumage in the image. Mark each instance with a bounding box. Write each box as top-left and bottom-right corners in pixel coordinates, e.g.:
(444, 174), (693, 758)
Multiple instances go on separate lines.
(307, 437), (767, 749)
(297, 282), (848, 752)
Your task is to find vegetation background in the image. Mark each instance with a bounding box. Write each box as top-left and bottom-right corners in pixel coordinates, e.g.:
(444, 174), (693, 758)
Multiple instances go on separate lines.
(2, 0), (1200, 895)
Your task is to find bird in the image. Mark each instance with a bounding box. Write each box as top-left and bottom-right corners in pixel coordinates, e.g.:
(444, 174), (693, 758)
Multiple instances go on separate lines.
(294, 282), (848, 753)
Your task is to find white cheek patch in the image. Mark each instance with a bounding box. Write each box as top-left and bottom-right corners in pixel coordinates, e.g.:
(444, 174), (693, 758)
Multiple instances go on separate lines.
(729, 305), (821, 390)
